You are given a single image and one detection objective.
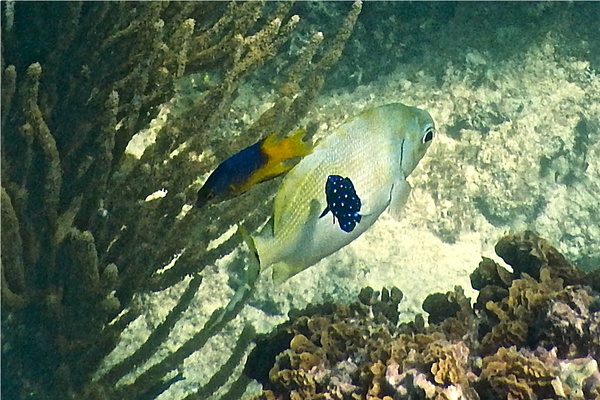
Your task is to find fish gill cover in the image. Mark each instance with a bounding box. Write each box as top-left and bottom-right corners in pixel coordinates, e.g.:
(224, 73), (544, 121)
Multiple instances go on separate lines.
(1, 2), (599, 400)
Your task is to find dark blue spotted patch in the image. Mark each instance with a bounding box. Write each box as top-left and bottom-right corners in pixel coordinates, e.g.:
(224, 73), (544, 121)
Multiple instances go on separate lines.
(319, 175), (362, 233)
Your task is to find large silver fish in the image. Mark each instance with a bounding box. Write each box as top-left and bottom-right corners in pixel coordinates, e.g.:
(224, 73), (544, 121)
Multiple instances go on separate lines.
(251, 103), (435, 283)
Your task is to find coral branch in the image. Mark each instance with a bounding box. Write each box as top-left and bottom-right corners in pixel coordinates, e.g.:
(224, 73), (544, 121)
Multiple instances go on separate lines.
(1, 2), (360, 398)
(23, 63), (62, 237)
(1, 65), (17, 129)
(100, 275), (203, 386)
(0, 186), (26, 296)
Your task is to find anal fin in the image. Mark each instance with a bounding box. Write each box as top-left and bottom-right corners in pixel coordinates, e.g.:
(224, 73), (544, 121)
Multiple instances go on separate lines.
(271, 261), (305, 284)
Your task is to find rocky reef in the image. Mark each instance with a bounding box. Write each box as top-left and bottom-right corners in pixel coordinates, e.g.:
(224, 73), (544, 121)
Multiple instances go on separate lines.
(247, 231), (600, 399)
(2, 2), (598, 399)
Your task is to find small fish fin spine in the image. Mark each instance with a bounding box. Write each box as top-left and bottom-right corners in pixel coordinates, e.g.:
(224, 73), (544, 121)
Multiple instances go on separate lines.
(388, 180), (411, 221)
(239, 225), (262, 275)
(318, 205), (330, 218)
(238, 130), (313, 193)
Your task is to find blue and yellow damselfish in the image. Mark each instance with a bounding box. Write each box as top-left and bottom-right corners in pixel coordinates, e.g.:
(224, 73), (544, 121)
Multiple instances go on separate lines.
(196, 130), (312, 208)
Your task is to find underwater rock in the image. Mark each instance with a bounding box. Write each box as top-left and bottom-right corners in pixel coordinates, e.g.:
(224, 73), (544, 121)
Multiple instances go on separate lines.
(248, 232), (600, 399)
(422, 292), (461, 325)
(470, 257), (514, 291)
(494, 230), (587, 286)
(248, 288), (404, 398)
(558, 356), (600, 399)
(479, 346), (559, 399)
(477, 233), (600, 360)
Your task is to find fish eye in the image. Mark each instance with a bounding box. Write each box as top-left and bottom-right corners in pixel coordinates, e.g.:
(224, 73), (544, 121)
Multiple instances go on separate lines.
(422, 126), (435, 144)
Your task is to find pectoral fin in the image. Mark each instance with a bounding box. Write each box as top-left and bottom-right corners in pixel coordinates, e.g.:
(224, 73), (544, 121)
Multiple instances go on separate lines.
(387, 180), (411, 221)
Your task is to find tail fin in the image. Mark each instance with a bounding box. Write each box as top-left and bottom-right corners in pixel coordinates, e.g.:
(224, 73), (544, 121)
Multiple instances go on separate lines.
(261, 129), (313, 164)
(238, 129), (313, 193)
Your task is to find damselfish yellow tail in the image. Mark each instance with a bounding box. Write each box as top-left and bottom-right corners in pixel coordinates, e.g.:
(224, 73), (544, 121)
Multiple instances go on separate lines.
(239, 129), (313, 193)
(262, 129), (313, 163)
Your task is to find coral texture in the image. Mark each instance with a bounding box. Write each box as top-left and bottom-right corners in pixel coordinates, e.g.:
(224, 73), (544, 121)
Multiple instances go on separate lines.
(1, 2), (361, 398)
(248, 232), (600, 399)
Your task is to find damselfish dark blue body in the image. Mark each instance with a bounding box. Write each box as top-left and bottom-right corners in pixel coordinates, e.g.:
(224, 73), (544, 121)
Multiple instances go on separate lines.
(196, 130), (313, 209)
(319, 174), (362, 233)
(196, 141), (266, 208)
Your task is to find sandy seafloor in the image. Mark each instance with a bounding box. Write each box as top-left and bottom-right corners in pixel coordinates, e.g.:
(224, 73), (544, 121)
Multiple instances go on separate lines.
(97, 3), (600, 398)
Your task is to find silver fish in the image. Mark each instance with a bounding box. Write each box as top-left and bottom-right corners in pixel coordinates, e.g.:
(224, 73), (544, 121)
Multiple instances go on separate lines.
(251, 103), (435, 283)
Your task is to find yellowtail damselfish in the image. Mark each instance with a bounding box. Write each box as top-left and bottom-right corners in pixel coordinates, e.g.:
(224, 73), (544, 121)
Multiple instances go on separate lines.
(250, 103), (435, 283)
(196, 130), (312, 208)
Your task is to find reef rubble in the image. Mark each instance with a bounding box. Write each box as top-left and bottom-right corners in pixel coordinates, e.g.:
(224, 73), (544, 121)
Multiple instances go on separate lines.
(247, 231), (600, 399)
